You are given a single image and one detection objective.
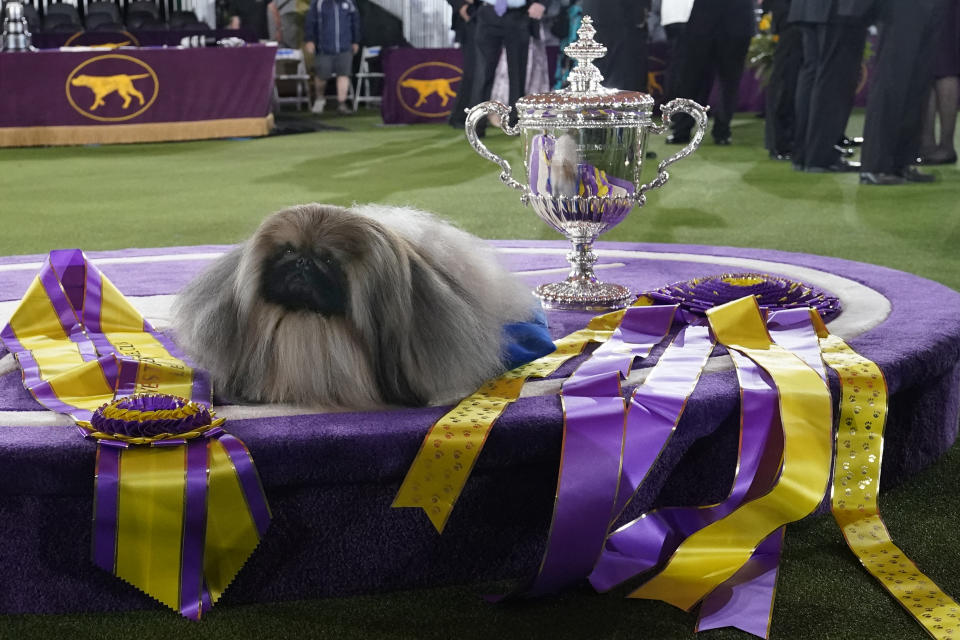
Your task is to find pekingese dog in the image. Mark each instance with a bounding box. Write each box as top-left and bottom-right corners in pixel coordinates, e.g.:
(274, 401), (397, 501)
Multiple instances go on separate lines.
(172, 203), (540, 408)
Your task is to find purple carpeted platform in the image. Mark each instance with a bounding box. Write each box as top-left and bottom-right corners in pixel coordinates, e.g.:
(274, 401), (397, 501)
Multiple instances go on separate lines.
(1, 240), (959, 615)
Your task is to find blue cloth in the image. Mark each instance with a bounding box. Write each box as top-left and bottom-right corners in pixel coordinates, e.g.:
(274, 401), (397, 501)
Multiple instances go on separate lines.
(304, 0), (361, 55)
(502, 308), (555, 370)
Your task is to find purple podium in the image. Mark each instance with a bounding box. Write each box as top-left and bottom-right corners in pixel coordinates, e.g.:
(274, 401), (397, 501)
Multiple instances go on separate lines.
(1, 241), (958, 615)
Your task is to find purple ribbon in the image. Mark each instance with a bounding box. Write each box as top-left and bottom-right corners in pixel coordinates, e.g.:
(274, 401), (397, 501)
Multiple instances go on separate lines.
(589, 352), (784, 591)
(217, 433), (272, 538)
(92, 442), (124, 574)
(589, 308), (824, 639)
(180, 439), (209, 620)
(517, 305), (677, 597)
(612, 322), (715, 520)
(696, 529), (784, 638)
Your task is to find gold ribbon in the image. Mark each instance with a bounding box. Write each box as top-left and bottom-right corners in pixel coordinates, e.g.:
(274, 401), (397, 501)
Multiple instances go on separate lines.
(820, 330), (960, 639)
(3, 252), (267, 618)
(629, 296), (834, 610)
(393, 305), (638, 533)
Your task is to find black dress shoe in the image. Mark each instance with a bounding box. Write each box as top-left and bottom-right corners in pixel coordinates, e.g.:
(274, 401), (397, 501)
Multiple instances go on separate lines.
(665, 134), (690, 144)
(645, 150), (658, 159)
(859, 171), (905, 185)
(714, 136), (731, 145)
(769, 150), (792, 161)
(805, 159), (861, 173)
(898, 166), (936, 182)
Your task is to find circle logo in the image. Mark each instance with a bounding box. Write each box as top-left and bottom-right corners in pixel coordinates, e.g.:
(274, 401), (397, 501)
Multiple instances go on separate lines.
(65, 54), (159, 122)
(396, 61), (462, 118)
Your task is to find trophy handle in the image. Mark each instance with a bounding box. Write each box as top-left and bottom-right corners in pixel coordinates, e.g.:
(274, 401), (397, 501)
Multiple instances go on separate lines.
(638, 98), (709, 198)
(464, 101), (527, 192)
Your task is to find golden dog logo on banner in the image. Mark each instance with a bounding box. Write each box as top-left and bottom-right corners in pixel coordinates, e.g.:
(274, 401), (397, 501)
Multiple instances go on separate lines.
(396, 61), (461, 118)
(65, 54), (158, 122)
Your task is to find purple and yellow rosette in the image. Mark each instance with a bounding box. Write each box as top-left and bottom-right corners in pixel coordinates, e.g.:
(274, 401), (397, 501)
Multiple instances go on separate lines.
(647, 272), (842, 321)
(1, 250), (270, 621)
(83, 394), (270, 621)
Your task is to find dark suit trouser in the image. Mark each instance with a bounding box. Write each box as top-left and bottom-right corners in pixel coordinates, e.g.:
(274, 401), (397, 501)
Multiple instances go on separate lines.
(589, 22), (648, 92)
(793, 20), (866, 169)
(764, 23), (802, 153)
(861, 0), (946, 173)
(449, 18), (478, 127)
(474, 5), (530, 113)
(672, 30), (751, 141)
(664, 23), (691, 102)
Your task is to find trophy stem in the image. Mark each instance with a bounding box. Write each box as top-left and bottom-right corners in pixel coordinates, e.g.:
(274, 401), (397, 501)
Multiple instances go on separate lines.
(533, 234), (634, 311)
(566, 236), (599, 286)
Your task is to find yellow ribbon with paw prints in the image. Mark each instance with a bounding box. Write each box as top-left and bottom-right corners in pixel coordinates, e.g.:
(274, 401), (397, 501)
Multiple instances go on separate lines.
(393, 302), (649, 533)
(819, 330), (960, 639)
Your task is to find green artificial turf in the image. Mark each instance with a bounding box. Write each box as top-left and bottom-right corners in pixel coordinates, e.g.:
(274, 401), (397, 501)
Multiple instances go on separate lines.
(1, 109), (959, 639)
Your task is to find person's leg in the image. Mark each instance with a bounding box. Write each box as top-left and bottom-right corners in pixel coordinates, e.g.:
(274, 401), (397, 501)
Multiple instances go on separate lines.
(804, 21), (865, 169)
(933, 75), (959, 159)
(334, 50), (354, 113)
(921, 87), (939, 156)
(664, 23), (688, 101)
(861, 0), (943, 179)
(336, 75), (350, 103)
(449, 19), (478, 128)
(670, 28), (713, 141)
(312, 53), (333, 113)
(792, 23), (818, 168)
(472, 5), (506, 107)
(711, 33), (751, 143)
(891, 0), (945, 172)
(501, 11), (530, 111)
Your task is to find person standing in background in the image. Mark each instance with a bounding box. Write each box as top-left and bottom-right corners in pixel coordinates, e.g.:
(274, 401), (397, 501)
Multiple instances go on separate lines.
(228, 0), (269, 38)
(854, 0), (949, 184)
(472, 0), (551, 130)
(447, 0), (478, 129)
(762, 0), (802, 160)
(919, 0), (959, 166)
(788, 0), (866, 172)
(667, 0), (754, 145)
(304, 0), (361, 115)
(660, 0), (695, 106)
(580, 0), (650, 92)
(268, 0), (303, 48)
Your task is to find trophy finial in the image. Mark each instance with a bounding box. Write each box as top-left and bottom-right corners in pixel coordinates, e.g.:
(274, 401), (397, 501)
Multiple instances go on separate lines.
(564, 15), (607, 93)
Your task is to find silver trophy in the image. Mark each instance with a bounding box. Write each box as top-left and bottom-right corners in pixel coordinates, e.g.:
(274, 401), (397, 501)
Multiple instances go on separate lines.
(2, 0), (35, 52)
(465, 16), (707, 310)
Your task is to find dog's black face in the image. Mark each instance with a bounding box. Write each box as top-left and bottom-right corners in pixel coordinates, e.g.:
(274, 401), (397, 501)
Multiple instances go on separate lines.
(260, 242), (349, 315)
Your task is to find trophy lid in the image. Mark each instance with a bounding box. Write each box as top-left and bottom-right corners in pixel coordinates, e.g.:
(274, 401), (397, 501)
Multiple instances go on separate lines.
(514, 16), (654, 128)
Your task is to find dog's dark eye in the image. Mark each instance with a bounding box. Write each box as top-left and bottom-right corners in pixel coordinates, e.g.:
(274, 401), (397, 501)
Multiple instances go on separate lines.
(282, 243), (295, 255)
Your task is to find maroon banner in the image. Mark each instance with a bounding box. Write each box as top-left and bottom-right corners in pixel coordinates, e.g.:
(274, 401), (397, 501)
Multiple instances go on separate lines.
(381, 47), (464, 125)
(0, 46), (274, 128)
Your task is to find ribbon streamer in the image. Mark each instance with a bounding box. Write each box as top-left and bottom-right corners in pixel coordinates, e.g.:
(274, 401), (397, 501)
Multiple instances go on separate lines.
(393, 305), (642, 533)
(629, 296), (834, 611)
(820, 331), (960, 639)
(523, 305), (679, 597)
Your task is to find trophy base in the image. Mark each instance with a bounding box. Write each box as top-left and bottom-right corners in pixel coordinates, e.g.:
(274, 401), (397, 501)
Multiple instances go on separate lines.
(534, 281), (634, 311)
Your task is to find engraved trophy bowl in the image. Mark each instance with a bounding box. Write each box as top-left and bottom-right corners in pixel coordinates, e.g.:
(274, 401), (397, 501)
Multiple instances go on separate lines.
(465, 16), (707, 310)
